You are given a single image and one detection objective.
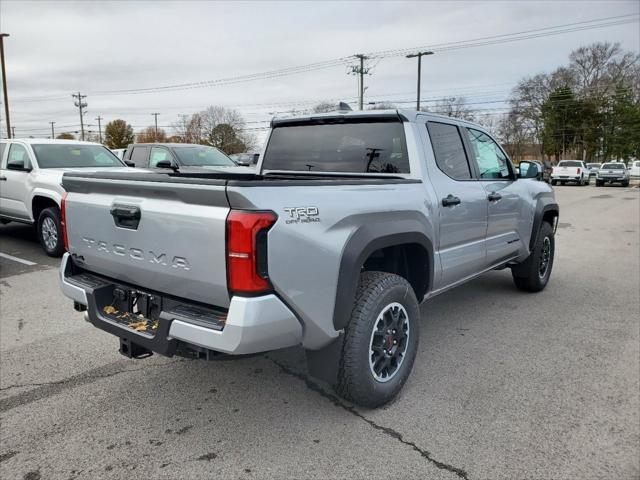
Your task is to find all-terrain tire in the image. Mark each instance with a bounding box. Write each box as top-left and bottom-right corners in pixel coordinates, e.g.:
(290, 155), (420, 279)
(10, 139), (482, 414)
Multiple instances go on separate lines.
(511, 221), (554, 292)
(37, 206), (65, 257)
(336, 271), (420, 408)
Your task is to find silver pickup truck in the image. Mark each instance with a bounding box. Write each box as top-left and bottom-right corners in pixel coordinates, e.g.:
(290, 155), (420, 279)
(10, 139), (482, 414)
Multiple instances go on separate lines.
(60, 110), (558, 407)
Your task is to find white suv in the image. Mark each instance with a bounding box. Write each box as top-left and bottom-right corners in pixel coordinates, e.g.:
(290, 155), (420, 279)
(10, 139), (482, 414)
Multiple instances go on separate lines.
(0, 139), (129, 256)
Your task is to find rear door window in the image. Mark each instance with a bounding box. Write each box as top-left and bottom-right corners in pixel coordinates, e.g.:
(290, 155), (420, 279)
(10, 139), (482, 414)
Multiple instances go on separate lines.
(130, 146), (150, 168)
(262, 120), (409, 173)
(426, 122), (472, 180)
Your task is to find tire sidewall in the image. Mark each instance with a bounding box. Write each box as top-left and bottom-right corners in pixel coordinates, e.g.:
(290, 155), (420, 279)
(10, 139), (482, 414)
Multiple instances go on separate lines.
(342, 274), (420, 407)
(532, 223), (555, 289)
(37, 207), (64, 257)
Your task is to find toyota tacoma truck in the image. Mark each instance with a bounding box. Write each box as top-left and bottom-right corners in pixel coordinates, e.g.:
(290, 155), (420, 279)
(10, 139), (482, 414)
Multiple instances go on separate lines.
(59, 110), (558, 407)
(595, 161), (630, 187)
(0, 139), (129, 256)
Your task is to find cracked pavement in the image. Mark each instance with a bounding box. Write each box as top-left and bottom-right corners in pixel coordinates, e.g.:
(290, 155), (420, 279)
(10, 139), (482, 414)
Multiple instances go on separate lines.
(1, 185), (639, 479)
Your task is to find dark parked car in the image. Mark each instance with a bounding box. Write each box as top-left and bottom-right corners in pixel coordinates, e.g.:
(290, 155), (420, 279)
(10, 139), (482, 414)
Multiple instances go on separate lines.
(229, 152), (260, 166)
(122, 143), (244, 170)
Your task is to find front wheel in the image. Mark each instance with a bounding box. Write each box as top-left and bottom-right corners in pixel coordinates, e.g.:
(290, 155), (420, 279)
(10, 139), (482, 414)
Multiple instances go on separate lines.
(596, 179), (603, 187)
(551, 180), (557, 186)
(560, 181), (566, 186)
(37, 207), (65, 257)
(511, 222), (555, 292)
(622, 180), (630, 187)
(337, 272), (420, 408)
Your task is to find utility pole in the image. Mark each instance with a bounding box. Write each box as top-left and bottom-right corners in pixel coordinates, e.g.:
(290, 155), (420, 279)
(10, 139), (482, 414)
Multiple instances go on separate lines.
(50, 121), (55, 138)
(95, 115), (103, 143)
(352, 54), (369, 110)
(11, 126), (15, 138)
(151, 113), (160, 141)
(0, 33), (11, 139)
(72, 92), (87, 140)
(406, 51), (434, 111)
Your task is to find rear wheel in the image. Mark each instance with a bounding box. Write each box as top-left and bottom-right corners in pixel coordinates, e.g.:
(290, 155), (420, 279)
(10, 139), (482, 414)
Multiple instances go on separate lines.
(511, 222), (554, 292)
(337, 272), (420, 408)
(622, 179), (630, 187)
(37, 207), (64, 257)
(551, 179), (557, 186)
(560, 181), (566, 186)
(596, 179), (603, 187)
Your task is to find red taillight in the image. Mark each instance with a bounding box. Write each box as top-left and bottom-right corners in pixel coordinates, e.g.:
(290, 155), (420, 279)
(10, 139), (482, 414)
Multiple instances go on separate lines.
(577, 168), (581, 174)
(226, 210), (277, 295)
(60, 192), (69, 251)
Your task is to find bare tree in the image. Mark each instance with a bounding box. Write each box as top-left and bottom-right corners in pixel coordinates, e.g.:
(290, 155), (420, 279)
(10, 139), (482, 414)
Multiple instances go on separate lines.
(136, 126), (167, 143)
(312, 102), (335, 113)
(430, 97), (475, 121)
(368, 101), (397, 110)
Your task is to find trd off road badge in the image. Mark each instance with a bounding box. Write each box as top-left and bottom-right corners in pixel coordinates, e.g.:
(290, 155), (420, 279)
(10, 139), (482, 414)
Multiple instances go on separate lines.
(283, 206), (320, 224)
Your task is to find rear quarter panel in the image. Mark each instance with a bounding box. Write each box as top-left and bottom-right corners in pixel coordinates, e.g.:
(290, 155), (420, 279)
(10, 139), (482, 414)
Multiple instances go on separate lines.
(226, 181), (435, 349)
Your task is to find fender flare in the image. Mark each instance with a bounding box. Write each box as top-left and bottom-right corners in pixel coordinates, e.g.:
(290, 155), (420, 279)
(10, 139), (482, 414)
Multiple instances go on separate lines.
(530, 199), (559, 250)
(333, 222), (434, 331)
(30, 190), (62, 221)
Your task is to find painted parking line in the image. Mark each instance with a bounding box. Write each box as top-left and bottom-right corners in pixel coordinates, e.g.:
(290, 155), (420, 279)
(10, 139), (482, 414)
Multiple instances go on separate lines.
(0, 252), (38, 266)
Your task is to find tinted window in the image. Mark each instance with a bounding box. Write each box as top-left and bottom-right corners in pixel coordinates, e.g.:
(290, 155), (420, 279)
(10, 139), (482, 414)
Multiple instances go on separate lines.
(172, 146), (235, 167)
(601, 163), (626, 169)
(130, 147), (149, 167)
(466, 128), (511, 180)
(587, 163), (601, 168)
(32, 144), (122, 168)
(427, 122), (471, 180)
(150, 147), (172, 167)
(263, 121), (409, 173)
(7, 144), (31, 168)
(558, 161), (582, 167)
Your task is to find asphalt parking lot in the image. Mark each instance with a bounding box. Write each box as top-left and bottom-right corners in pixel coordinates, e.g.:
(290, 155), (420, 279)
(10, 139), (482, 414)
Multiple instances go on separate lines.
(1, 183), (638, 480)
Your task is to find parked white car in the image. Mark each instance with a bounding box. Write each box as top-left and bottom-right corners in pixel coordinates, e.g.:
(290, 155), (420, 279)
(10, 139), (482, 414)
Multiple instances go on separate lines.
(595, 162), (630, 187)
(551, 160), (590, 186)
(629, 160), (640, 178)
(586, 162), (602, 177)
(0, 139), (130, 256)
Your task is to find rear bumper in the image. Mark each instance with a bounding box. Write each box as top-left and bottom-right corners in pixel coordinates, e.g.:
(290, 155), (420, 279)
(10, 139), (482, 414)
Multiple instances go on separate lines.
(597, 176), (627, 182)
(59, 253), (302, 355)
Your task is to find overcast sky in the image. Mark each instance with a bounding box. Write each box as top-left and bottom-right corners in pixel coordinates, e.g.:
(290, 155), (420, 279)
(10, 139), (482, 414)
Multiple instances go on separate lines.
(1, 0), (638, 143)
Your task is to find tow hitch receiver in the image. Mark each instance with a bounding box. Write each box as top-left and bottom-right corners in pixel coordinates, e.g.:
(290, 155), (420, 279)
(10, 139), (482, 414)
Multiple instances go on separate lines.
(119, 337), (152, 359)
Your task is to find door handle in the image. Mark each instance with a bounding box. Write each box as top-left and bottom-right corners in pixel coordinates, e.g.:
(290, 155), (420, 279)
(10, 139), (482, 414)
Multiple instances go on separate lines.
(487, 192), (502, 201)
(442, 194), (461, 207)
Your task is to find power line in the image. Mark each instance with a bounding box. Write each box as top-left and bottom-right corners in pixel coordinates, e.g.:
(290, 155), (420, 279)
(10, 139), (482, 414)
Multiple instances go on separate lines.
(78, 13), (638, 97)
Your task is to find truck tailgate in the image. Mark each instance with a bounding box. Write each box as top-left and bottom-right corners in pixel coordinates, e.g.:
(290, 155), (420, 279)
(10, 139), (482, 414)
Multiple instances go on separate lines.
(62, 174), (231, 307)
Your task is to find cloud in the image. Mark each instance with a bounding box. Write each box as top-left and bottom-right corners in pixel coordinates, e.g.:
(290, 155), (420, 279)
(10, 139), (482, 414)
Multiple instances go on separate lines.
(1, 0), (638, 141)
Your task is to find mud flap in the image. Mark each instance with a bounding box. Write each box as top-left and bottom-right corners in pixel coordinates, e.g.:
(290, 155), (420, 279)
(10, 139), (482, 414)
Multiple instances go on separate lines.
(305, 333), (344, 387)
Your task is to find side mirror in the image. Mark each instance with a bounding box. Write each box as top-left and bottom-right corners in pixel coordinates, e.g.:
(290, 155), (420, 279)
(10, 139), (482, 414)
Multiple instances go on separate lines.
(518, 161), (540, 179)
(124, 160), (135, 167)
(7, 159), (31, 172)
(155, 160), (179, 172)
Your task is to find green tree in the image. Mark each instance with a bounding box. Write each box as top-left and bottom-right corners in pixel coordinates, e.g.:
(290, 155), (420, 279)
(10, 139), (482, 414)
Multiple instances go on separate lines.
(540, 87), (581, 161)
(104, 119), (134, 149)
(607, 86), (640, 160)
(208, 123), (246, 154)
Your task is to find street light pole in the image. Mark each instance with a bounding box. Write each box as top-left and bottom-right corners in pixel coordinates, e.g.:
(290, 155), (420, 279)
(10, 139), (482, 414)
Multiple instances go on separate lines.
(406, 51), (434, 111)
(0, 33), (11, 139)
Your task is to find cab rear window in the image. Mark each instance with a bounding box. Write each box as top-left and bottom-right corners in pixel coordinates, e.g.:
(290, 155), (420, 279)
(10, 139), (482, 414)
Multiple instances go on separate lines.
(263, 120), (409, 174)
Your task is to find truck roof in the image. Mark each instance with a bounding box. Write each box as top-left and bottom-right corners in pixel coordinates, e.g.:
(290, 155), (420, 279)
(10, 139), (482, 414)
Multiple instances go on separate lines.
(0, 138), (102, 145)
(270, 108), (487, 130)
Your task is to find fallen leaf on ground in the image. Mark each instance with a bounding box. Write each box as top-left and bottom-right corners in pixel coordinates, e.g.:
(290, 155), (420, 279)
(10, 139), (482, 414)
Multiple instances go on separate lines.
(103, 306), (117, 315)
